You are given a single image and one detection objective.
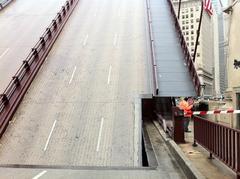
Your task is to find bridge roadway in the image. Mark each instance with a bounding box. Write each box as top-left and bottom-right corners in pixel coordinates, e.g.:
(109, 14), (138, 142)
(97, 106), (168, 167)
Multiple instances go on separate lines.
(0, 0), (66, 92)
(0, 0), (153, 166)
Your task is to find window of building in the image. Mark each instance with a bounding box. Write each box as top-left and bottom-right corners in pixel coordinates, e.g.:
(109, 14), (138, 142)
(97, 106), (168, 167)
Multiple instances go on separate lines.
(191, 42), (194, 46)
(187, 43), (189, 46)
(191, 30), (194, 34)
(191, 36), (194, 40)
(191, 49), (194, 52)
(186, 26), (189, 30)
(196, 6), (199, 11)
(186, 31), (189, 35)
(196, 18), (200, 22)
(190, 8), (193, 12)
(186, 37), (189, 41)
(190, 14), (193, 18)
(182, 21), (185, 25)
(191, 19), (194, 23)
(186, 20), (189, 24)
(191, 25), (194, 29)
(182, 15), (185, 19)
(197, 53), (200, 57)
(186, 14), (189, 18)
(182, 26), (185, 30)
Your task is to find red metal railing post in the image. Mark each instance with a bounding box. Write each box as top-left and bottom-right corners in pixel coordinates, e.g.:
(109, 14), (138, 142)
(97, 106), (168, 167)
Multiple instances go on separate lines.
(193, 116), (198, 147)
(237, 133), (240, 179)
(172, 107), (185, 143)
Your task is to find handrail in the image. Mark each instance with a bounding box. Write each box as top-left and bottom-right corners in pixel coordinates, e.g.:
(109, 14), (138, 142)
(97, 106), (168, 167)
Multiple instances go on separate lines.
(0, 0), (13, 10)
(167, 0), (202, 96)
(194, 116), (240, 178)
(0, 0), (79, 137)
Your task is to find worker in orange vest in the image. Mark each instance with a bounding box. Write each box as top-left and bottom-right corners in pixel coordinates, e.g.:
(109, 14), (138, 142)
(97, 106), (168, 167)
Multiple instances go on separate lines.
(178, 97), (193, 132)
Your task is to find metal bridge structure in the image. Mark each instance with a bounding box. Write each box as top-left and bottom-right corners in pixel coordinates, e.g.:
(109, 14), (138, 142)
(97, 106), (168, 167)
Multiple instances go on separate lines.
(0, 0), (213, 178)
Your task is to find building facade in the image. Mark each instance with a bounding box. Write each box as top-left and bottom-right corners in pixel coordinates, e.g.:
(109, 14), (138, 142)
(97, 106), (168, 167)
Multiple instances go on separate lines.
(224, 0), (240, 128)
(173, 0), (216, 95)
(212, 0), (228, 95)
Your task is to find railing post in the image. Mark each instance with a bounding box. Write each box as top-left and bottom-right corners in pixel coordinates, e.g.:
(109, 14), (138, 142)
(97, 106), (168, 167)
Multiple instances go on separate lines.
(40, 37), (45, 46)
(208, 153), (214, 159)
(23, 60), (30, 71)
(237, 133), (240, 179)
(172, 106), (185, 143)
(12, 76), (20, 87)
(0, 94), (8, 106)
(193, 116), (198, 147)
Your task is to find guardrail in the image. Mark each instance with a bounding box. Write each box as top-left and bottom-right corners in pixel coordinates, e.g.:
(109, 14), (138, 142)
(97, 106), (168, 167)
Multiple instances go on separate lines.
(166, 0), (202, 96)
(146, 0), (159, 96)
(0, 0), (79, 137)
(0, 0), (13, 10)
(194, 116), (240, 178)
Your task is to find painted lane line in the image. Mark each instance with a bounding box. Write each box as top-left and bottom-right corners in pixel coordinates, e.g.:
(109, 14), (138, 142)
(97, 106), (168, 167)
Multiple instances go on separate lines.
(107, 65), (112, 84)
(0, 48), (9, 59)
(32, 171), (47, 179)
(44, 120), (57, 151)
(69, 66), (77, 84)
(96, 117), (104, 152)
(113, 33), (119, 46)
(83, 34), (89, 46)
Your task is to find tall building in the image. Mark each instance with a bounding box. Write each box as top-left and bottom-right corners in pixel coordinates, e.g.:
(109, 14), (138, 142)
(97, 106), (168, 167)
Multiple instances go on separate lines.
(223, 0), (240, 128)
(173, 0), (216, 95)
(212, 0), (228, 95)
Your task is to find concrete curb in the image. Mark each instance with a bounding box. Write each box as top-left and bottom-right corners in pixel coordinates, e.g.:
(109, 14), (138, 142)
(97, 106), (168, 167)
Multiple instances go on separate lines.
(0, 0), (14, 10)
(153, 120), (205, 179)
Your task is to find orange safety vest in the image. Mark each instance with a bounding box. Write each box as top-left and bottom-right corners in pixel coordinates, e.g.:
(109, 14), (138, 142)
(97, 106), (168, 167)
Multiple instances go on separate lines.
(178, 100), (193, 117)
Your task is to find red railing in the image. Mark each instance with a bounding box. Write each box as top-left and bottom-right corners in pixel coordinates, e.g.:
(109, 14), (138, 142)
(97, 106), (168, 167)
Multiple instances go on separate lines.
(167, 0), (202, 96)
(0, 0), (13, 10)
(194, 116), (240, 178)
(0, 0), (79, 137)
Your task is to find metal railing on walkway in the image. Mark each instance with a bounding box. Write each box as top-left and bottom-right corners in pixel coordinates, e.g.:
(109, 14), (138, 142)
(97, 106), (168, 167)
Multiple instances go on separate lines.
(0, 0), (13, 10)
(194, 116), (240, 178)
(166, 0), (202, 96)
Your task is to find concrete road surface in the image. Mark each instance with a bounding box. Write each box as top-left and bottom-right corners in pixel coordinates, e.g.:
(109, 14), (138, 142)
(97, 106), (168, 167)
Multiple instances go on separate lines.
(0, 0), (152, 167)
(0, 0), (66, 92)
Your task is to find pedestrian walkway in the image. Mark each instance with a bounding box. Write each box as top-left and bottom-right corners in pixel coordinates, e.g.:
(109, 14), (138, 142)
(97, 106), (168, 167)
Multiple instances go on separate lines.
(149, 0), (196, 96)
(178, 121), (235, 179)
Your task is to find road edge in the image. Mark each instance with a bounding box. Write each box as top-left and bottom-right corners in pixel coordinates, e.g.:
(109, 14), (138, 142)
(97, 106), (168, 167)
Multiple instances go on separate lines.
(153, 120), (205, 179)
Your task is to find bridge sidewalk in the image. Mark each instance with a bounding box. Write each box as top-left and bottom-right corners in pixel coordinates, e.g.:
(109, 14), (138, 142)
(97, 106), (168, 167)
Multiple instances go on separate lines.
(178, 121), (235, 179)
